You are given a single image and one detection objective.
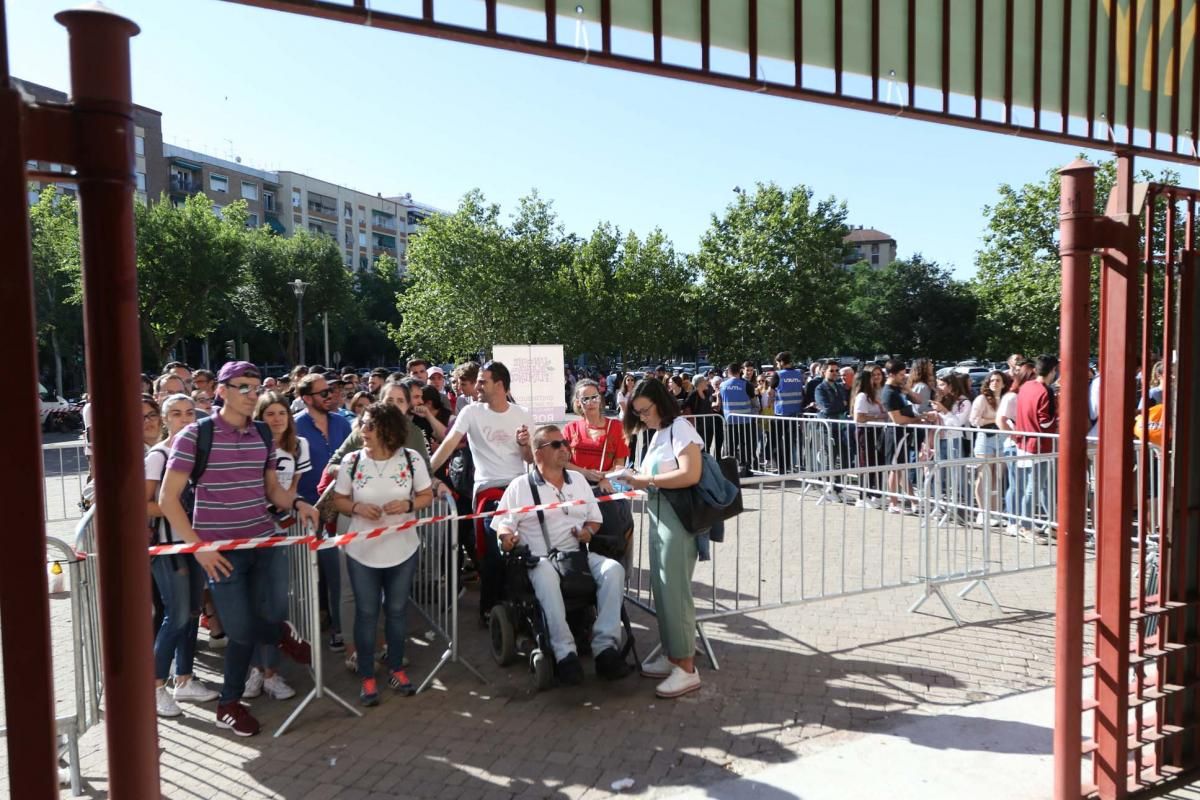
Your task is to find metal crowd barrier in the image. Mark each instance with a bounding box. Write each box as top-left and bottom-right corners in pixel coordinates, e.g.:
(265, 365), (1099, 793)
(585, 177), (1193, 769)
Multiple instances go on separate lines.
(43, 440), (89, 523)
(2, 513), (105, 796)
(410, 496), (486, 693)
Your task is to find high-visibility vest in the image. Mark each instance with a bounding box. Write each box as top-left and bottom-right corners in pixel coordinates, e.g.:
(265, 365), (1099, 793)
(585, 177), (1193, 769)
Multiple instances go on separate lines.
(720, 377), (752, 422)
(774, 368), (805, 416)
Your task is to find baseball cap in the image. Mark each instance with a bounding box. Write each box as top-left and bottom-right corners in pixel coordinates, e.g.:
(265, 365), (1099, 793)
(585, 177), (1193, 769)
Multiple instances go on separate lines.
(217, 361), (260, 383)
(428, 366), (445, 378)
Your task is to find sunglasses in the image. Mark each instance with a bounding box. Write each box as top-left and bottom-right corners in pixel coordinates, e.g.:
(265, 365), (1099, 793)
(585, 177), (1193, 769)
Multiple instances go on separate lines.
(305, 388), (334, 399)
(224, 382), (263, 396)
(579, 395), (602, 404)
(536, 440), (569, 450)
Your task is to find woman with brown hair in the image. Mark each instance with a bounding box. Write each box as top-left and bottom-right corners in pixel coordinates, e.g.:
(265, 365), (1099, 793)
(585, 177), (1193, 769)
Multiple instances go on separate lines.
(563, 379), (629, 493)
(333, 402), (433, 706)
(969, 371), (1011, 526)
(619, 379), (704, 699)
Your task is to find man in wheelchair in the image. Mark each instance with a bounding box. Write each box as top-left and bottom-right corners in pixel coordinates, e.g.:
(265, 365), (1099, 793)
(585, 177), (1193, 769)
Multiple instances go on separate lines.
(494, 425), (631, 684)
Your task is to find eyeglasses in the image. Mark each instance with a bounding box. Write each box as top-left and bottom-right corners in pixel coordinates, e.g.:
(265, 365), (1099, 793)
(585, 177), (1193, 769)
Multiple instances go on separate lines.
(224, 383), (263, 396)
(536, 440), (569, 450)
(632, 404), (654, 418)
(361, 420), (376, 431)
(194, 395), (212, 403)
(579, 395), (602, 404)
(143, 411), (161, 422)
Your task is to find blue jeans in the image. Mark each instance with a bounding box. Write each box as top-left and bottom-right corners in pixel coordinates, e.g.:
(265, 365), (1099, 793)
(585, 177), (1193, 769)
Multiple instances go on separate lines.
(346, 551), (418, 679)
(250, 544), (290, 671)
(151, 554), (204, 682)
(207, 548), (289, 703)
(1021, 460), (1053, 530)
(1003, 442), (1020, 523)
(317, 547), (342, 635)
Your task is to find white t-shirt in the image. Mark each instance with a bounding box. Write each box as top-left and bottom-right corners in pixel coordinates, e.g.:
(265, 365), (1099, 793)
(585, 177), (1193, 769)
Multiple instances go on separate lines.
(334, 447), (431, 568)
(997, 391), (1020, 449)
(494, 469), (601, 557)
(273, 437), (312, 493)
(854, 392), (883, 419)
(641, 417), (704, 476)
(145, 443), (177, 544)
(82, 402), (93, 456)
(449, 402), (534, 490)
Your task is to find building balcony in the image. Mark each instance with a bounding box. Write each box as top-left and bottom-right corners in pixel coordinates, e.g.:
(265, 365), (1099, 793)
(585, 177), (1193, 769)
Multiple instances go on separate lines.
(371, 216), (397, 231)
(307, 204), (337, 220)
(169, 175), (201, 194)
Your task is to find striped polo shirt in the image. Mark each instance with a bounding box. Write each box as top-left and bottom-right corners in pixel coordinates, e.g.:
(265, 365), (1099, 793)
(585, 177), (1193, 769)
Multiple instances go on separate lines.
(167, 413), (277, 542)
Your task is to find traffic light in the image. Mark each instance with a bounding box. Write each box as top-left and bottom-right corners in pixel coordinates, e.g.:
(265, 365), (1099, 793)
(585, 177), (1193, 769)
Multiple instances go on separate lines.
(225, 339), (236, 360)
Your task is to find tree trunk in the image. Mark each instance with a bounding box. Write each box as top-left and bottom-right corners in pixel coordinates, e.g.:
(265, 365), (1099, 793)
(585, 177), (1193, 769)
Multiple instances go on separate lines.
(50, 328), (64, 398)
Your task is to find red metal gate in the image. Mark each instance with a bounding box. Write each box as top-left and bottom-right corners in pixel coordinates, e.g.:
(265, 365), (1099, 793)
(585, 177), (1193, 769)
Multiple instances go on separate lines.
(1056, 157), (1200, 799)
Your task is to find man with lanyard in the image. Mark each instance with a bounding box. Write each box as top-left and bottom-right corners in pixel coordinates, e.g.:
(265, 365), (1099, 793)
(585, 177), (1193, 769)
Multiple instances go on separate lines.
(719, 362), (755, 476)
(813, 360), (852, 503)
(430, 360), (533, 622)
(294, 372), (353, 652)
(160, 362), (318, 737)
(772, 351), (806, 474)
(495, 425), (629, 683)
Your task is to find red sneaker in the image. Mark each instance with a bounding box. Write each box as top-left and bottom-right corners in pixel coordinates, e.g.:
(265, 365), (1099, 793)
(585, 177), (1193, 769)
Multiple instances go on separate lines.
(388, 669), (416, 696)
(277, 621), (311, 665)
(215, 701), (260, 737)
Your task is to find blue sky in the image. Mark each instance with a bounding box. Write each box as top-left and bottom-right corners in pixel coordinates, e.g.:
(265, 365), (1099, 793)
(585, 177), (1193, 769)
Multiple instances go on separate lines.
(9, 0), (1193, 279)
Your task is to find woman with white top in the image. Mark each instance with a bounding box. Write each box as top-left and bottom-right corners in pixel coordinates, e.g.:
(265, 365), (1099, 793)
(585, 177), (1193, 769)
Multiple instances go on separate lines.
(145, 393), (219, 717)
(242, 392), (312, 702)
(620, 379), (704, 699)
(852, 365), (889, 508)
(616, 373), (637, 414)
(997, 368), (1026, 532)
(333, 402), (433, 706)
(969, 372), (1010, 527)
(930, 373), (973, 525)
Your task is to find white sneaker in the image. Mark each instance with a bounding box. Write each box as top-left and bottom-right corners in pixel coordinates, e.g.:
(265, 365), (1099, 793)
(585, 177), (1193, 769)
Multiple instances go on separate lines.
(1005, 523), (1020, 537)
(156, 685), (182, 718)
(655, 666), (702, 698)
(640, 652), (672, 679)
(242, 667), (264, 699)
(855, 497), (880, 509)
(262, 674), (296, 700)
(172, 679), (218, 703)
(975, 513), (987, 526)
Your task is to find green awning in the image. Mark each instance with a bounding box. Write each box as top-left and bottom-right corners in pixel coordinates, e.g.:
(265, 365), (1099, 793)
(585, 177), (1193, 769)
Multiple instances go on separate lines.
(169, 156), (204, 171)
(265, 214), (286, 234)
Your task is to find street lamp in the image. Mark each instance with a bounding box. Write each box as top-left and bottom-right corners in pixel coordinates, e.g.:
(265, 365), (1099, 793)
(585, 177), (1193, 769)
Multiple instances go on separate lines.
(290, 278), (308, 365)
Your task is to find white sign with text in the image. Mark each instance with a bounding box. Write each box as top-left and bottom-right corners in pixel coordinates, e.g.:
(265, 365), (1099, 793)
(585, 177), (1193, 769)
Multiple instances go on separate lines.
(491, 344), (565, 423)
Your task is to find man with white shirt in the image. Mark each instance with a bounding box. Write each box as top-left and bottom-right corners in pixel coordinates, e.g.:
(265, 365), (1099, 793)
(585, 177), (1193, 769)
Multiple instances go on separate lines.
(431, 360), (533, 620)
(495, 425), (629, 683)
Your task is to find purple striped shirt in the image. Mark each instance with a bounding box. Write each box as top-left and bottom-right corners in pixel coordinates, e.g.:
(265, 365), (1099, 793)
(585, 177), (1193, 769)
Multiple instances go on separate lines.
(167, 414), (277, 542)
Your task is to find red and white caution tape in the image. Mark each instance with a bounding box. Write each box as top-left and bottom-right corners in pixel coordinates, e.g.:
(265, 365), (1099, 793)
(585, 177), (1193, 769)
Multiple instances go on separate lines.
(139, 489), (646, 557)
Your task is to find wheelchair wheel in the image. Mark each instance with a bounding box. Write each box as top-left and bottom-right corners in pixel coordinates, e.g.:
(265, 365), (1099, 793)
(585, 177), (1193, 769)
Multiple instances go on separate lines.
(530, 649), (554, 691)
(489, 605), (517, 666)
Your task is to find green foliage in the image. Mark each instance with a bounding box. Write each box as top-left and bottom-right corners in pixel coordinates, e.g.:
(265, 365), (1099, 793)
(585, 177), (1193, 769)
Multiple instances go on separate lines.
(236, 227), (354, 364)
(134, 193), (247, 363)
(844, 255), (980, 359)
(29, 187), (83, 395)
(692, 183), (851, 364)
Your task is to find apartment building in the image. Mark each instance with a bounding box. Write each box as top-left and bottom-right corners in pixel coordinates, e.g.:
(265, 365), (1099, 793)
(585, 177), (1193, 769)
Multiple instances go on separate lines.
(843, 226), (897, 268)
(277, 172), (408, 272)
(164, 144), (282, 231)
(17, 77), (166, 205)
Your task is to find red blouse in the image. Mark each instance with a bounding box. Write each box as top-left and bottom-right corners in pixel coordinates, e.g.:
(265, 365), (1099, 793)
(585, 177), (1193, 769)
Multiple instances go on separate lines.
(562, 418), (630, 472)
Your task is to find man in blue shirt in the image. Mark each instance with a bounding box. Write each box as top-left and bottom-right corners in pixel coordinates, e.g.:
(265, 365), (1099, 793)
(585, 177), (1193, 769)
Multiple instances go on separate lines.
(294, 372), (353, 651)
(813, 360), (852, 503)
(719, 362), (755, 476)
(772, 352), (806, 474)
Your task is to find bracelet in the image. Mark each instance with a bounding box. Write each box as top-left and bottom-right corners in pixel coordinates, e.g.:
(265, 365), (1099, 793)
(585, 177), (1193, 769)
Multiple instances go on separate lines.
(291, 497), (304, 512)
(351, 502), (359, 515)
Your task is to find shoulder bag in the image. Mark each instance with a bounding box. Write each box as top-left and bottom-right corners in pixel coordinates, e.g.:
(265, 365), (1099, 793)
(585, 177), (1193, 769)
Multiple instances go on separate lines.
(657, 424), (743, 535)
(527, 471), (596, 598)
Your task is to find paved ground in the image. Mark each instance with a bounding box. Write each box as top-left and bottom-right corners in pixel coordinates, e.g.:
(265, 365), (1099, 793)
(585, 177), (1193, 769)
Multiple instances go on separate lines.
(7, 477), (1091, 799)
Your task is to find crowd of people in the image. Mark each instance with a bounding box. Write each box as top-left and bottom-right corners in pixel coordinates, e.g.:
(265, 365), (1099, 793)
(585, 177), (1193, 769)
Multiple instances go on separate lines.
(108, 346), (1163, 736)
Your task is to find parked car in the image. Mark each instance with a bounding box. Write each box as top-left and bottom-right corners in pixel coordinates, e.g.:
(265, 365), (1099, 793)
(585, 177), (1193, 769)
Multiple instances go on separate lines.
(40, 383), (80, 432)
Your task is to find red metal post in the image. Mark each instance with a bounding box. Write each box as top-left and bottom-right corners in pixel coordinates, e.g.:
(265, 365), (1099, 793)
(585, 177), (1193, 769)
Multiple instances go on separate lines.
(0, 2), (63, 796)
(1092, 152), (1141, 799)
(1055, 158), (1095, 800)
(55, 6), (160, 798)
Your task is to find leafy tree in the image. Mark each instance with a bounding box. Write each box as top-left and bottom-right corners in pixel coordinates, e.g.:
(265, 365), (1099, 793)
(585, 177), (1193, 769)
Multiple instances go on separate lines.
(692, 183), (851, 364)
(612, 229), (695, 360)
(972, 157), (1179, 358)
(343, 253), (406, 367)
(844, 255), (980, 359)
(29, 187), (83, 396)
(236, 227), (353, 364)
(133, 193), (247, 364)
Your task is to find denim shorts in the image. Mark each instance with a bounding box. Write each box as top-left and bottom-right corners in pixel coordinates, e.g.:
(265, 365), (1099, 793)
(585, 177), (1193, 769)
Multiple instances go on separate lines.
(974, 431), (1001, 457)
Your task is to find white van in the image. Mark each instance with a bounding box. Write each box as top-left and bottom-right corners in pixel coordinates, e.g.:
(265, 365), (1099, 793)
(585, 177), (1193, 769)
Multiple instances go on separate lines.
(39, 383), (70, 425)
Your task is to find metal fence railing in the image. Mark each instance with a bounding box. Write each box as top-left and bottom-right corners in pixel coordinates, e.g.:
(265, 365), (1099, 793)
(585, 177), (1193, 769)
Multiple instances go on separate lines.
(43, 441), (88, 523)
